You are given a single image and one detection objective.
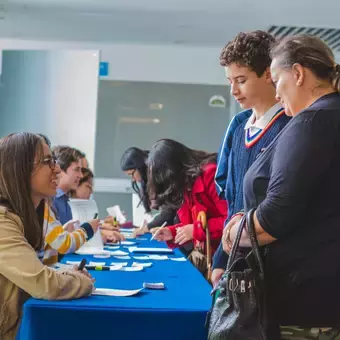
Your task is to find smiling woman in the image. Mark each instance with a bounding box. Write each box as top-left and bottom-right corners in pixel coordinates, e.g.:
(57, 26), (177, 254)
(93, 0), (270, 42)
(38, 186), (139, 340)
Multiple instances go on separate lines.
(0, 133), (93, 339)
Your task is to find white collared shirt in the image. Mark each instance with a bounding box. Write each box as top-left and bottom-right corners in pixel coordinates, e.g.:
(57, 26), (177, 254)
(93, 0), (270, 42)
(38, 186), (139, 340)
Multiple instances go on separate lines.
(244, 102), (282, 137)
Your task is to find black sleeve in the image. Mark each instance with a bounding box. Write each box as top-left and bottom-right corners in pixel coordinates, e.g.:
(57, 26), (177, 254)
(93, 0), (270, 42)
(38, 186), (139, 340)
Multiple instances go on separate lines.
(257, 111), (336, 239)
(147, 205), (177, 230)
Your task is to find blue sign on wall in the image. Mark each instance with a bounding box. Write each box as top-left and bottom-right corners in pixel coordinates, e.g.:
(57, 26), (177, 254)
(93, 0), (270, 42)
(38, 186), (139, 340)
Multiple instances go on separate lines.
(99, 62), (109, 76)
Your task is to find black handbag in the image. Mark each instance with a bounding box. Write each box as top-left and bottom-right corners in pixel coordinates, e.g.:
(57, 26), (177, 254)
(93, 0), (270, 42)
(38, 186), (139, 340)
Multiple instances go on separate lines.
(207, 208), (274, 340)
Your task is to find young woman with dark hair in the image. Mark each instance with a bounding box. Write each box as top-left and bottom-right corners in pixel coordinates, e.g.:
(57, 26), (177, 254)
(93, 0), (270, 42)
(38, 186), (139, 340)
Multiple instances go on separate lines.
(148, 139), (227, 276)
(121, 147), (177, 232)
(0, 133), (93, 339)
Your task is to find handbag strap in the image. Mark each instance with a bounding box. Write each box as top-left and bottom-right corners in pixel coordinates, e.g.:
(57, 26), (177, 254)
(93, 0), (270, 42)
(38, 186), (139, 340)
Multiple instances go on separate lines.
(226, 208), (264, 275)
(246, 208), (265, 274)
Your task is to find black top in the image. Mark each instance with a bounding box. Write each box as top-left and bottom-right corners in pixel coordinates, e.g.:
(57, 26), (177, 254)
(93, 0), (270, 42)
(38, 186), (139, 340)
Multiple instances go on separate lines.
(243, 92), (340, 327)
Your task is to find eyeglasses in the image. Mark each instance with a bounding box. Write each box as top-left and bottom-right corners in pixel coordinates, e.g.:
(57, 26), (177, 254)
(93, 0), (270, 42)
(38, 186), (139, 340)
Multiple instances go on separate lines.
(41, 156), (58, 170)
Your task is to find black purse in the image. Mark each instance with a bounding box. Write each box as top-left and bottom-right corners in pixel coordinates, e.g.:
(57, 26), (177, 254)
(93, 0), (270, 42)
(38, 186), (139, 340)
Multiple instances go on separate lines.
(207, 208), (275, 340)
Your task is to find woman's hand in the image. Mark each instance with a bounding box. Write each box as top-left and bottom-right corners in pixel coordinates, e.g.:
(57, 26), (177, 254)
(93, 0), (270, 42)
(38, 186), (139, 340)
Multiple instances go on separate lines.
(101, 230), (125, 243)
(174, 224), (194, 245)
(153, 227), (173, 241)
(222, 215), (243, 254)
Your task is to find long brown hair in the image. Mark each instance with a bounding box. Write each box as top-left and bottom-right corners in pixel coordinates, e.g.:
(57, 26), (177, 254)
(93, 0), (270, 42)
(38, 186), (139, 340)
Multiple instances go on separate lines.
(271, 34), (340, 93)
(0, 133), (45, 250)
(147, 139), (217, 208)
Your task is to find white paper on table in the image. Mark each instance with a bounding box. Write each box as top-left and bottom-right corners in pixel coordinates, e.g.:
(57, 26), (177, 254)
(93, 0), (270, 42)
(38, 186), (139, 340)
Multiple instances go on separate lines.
(69, 199), (98, 223)
(128, 247), (173, 254)
(92, 288), (143, 297)
(113, 255), (131, 260)
(106, 205), (127, 224)
(170, 257), (187, 262)
(110, 250), (129, 256)
(66, 260), (82, 265)
(105, 246), (120, 250)
(75, 247), (110, 256)
(148, 255), (169, 260)
(132, 262), (152, 268)
(109, 264), (124, 271)
(111, 262), (128, 267)
(119, 241), (136, 246)
(120, 266), (144, 272)
(89, 262), (106, 266)
(133, 256), (150, 260)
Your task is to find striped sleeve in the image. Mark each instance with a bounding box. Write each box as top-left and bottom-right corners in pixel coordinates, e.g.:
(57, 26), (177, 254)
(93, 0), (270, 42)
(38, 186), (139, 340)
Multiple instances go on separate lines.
(44, 205), (88, 254)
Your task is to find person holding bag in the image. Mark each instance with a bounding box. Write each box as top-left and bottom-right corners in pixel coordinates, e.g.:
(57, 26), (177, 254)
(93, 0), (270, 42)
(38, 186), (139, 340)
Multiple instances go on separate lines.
(148, 139), (227, 279)
(208, 34), (340, 339)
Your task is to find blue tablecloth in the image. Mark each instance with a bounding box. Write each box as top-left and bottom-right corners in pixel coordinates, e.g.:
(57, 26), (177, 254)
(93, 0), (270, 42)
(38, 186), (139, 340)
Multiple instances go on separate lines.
(19, 234), (212, 340)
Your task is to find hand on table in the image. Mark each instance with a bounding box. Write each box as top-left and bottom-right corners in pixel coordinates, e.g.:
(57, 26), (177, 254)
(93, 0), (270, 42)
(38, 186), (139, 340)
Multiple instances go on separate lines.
(101, 229), (125, 243)
(101, 216), (120, 231)
(72, 265), (95, 283)
(153, 227), (173, 242)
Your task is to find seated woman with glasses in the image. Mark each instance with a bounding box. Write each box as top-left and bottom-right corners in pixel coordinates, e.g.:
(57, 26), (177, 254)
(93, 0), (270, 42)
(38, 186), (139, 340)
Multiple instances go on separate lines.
(0, 133), (94, 339)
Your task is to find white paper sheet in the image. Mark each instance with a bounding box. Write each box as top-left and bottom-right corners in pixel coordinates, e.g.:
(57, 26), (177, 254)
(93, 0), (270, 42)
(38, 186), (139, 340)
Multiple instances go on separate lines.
(113, 255), (131, 260)
(148, 255), (169, 260)
(106, 205), (127, 224)
(119, 241), (136, 246)
(132, 262), (152, 268)
(69, 199), (98, 223)
(110, 262), (128, 267)
(133, 256), (150, 260)
(92, 288), (143, 297)
(128, 247), (173, 254)
(170, 257), (187, 262)
(89, 262), (106, 266)
(105, 246), (120, 250)
(66, 260), (82, 265)
(119, 266), (144, 272)
(110, 250), (129, 256)
(75, 247), (110, 256)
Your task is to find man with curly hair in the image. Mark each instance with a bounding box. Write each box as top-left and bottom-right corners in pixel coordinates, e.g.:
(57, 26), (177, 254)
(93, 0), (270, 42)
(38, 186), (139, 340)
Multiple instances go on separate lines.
(212, 30), (291, 286)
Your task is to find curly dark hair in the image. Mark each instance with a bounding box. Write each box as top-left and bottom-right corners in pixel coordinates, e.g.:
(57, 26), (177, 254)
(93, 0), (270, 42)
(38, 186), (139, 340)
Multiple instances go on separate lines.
(220, 30), (276, 77)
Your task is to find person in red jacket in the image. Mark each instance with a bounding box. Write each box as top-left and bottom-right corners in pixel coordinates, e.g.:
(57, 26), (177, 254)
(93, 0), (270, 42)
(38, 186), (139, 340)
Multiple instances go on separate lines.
(148, 139), (227, 275)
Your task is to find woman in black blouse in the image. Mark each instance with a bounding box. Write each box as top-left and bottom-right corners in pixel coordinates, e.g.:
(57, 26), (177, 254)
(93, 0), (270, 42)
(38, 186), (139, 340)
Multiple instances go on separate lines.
(223, 34), (340, 336)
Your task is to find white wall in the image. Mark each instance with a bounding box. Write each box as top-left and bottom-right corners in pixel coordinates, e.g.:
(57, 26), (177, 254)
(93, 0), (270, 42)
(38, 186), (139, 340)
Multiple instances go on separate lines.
(0, 39), (226, 85)
(0, 50), (100, 167)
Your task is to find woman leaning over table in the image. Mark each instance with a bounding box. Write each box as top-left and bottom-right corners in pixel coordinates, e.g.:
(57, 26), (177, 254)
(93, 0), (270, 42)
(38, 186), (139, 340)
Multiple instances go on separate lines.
(148, 139), (227, 278)
(0, 133), (93, 340)
(223, 35), (340, 338)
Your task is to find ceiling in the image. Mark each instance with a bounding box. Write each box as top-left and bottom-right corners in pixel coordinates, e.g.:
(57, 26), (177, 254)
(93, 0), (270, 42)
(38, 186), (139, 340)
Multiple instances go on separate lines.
(2, 0), (340, 47)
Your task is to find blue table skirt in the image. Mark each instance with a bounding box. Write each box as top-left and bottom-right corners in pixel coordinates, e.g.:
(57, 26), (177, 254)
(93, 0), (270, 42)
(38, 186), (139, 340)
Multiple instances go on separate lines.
(19, 234), (212, 340)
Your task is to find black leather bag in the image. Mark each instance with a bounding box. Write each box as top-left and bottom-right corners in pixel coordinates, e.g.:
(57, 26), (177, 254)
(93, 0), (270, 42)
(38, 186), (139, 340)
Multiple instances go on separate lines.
(207, 209), (272, 340)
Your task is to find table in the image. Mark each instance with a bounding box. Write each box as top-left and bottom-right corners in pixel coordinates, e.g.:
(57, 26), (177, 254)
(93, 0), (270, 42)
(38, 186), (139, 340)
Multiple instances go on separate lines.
(19, 234), (212, 340)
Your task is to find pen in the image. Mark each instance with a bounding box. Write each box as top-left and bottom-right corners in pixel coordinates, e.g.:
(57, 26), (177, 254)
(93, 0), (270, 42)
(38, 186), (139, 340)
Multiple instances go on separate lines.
(78, 258), (87, 271)
(85, 265), (111, 271)
(150, 222), (167, 241)
(93, 213), (98, 219)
